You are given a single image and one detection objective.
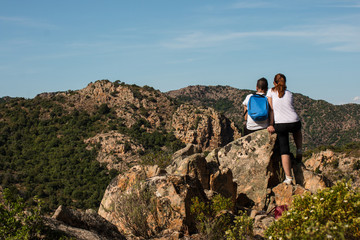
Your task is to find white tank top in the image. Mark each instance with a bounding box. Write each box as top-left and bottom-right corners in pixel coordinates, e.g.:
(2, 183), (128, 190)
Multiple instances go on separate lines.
(266, 89), (300, 124)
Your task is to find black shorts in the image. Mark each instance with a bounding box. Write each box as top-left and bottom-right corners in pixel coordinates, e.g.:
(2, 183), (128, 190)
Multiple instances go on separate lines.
(274, 121), (301, 155)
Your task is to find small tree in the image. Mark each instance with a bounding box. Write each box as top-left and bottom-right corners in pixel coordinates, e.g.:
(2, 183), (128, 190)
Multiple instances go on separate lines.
(225, 211), (254, 240)
(190, 194), (234, 240)
(114, 181), (166, 238)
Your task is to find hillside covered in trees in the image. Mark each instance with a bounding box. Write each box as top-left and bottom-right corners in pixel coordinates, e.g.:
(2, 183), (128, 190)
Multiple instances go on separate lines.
(1, 80), (359, 215)
(0, 80), (186, 212)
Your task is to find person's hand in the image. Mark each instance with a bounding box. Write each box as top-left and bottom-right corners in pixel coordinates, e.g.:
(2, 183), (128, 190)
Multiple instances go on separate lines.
(267, 125), (275, 134)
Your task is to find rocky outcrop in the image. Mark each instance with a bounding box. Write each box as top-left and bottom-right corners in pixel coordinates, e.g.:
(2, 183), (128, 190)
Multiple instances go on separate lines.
(208, 130), (278, 210)
(304, 149), (360, 189)
(292, 162), (329, 194)
(98, 164), (207, 238)
(85, 131), (144, 171)
(172, 104), (240, 151)
(37, 80), (176, 129)
(38, 81), (242, 172)
(97, 130), (333, 238)
(44, 205), (126, 240)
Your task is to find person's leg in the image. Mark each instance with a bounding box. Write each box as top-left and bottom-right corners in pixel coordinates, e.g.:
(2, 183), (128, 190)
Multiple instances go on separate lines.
(281, 154), (292, 177)
(275, 123), (293, 184)
(293, 130), (303, 161)
(292, 121), (303, 162)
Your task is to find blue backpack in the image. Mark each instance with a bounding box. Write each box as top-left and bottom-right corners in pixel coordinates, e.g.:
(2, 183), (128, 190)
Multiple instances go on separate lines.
(247, 94), (269, 121)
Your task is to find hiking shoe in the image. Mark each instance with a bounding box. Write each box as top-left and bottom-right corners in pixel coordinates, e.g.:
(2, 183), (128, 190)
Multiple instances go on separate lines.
(283, 178), (293, 185)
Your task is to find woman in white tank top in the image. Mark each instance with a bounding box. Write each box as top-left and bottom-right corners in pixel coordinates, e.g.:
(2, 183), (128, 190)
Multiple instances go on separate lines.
(267, 73), (302, 185)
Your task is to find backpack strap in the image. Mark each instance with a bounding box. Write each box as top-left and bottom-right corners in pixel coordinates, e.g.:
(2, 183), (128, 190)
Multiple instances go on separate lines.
(252, 93), (266, 98)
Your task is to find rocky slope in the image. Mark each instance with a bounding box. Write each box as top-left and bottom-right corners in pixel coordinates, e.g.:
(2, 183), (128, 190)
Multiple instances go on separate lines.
(33, 81), (240, 171)
(97, 130), (330, 239)
(167, 85), (360, 149)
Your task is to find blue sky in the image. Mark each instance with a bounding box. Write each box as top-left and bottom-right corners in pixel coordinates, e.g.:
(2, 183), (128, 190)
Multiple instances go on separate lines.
(1, 0), (360, 105)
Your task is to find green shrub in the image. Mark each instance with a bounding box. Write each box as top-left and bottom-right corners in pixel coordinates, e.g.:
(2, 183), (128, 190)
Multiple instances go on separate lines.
(0, 189), (73, 239)
(140, 150), (172, 169)
(225, 211), (254, 240)
(190, 194), (234, 240)
(265, 180), (360, 240)
(0, 189), (43, 239)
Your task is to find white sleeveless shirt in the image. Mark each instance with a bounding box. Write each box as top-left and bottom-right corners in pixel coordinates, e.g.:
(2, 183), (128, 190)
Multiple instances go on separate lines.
(266, 89), (299, 124)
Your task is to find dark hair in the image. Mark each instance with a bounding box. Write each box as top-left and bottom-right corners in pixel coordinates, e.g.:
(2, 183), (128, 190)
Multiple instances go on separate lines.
(273, 73), (287, 98)
(257, 77), (268, 92)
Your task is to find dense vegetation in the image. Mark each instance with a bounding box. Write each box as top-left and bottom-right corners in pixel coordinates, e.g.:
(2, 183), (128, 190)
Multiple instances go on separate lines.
(190, 181), (360, 240)
(0, 87), (184, 213)
(265, 181), (360, 239)
(0, 97), (116, 211)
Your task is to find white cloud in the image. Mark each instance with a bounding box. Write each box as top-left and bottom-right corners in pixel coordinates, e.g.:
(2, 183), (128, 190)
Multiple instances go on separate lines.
(230, 1), (273, 9)
(353, 96), (360, 102)
(162, 23), (360, 52)
(310, 24), (360, 52)
(329, 3), (360, 8)
(0, 16), (55, 29)
(162, 30), (311, 49)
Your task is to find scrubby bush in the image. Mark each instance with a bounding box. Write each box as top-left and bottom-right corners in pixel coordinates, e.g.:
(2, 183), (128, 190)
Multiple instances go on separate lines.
(0, 189), (73, 239)
(140, 150), (172, 169)
(0, 189), (43, 239)
(190, 194), (234, 240)
(225, 211), (254, 240)
(115, 181), (160, 238)
(265, 180), (360, 240)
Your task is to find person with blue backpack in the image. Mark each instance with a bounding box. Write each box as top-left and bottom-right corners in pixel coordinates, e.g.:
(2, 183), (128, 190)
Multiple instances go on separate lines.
(242, 77), (270, 136)
(267, 73), (303, 185)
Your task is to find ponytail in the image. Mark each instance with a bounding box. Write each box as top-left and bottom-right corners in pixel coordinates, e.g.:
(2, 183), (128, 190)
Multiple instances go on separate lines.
(272, 73), (287, 98)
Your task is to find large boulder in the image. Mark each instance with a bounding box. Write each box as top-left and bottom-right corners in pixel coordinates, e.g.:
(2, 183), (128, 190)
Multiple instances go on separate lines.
(98, 165), (207, 238)
(209, 129), (278, 210)
(166, 153), (209, 190)
(44, 205), (125, 240)
(292, 162), (330, 194)
(171, 104), (240, 151)
(98, 165), (165, 228)
(167, 144), (237, 203)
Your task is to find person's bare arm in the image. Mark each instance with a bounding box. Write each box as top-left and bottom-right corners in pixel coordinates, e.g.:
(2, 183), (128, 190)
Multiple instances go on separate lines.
(267, 97), (275, 134)
(244, 105), (248, 121)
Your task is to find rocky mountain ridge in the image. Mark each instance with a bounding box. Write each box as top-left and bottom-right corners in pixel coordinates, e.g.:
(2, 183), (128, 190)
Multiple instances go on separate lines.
(167, 85), (360, 149)
(30, 80), (241, 171)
